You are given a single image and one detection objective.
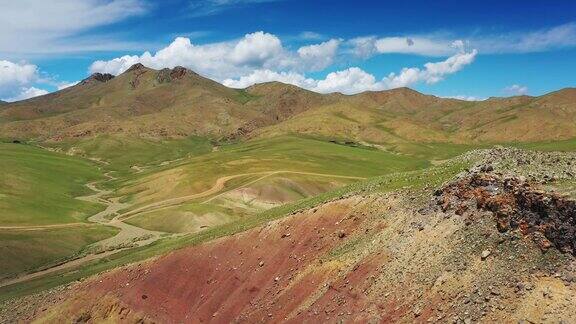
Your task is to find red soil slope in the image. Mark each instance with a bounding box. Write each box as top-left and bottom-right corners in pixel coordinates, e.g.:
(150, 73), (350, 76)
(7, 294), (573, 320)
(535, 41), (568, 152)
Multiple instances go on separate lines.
(33, 185), (576, 323)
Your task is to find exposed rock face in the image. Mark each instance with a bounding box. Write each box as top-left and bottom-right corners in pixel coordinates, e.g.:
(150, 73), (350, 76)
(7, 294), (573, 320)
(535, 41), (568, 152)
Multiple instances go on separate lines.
(125, 63), (146, 73)
(170, 66), (189, 79)
(79, 73), (115, 85)
(127, 64), (148, 89)
(155, 68), (172, 83)
(155, 66), (191, 83)
(437, 172), (576, 255)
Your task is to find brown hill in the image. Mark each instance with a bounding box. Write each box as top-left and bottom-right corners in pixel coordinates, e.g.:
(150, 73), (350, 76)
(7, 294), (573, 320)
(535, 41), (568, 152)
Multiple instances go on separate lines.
(0, 64), (327, 141)
(0, 64), (574, 144)
(252, 87), (576, 143)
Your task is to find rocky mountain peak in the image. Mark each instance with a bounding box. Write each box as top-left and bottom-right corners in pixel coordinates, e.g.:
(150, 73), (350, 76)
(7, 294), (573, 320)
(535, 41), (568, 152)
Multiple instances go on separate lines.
(79, 72), (115, 85)
(156, 66), (196, 83)
(125, 63), (147, 73)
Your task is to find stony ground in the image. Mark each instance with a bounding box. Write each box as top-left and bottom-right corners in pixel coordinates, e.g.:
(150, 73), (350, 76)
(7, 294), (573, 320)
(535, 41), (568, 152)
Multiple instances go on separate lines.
(3, 147), (576, 323)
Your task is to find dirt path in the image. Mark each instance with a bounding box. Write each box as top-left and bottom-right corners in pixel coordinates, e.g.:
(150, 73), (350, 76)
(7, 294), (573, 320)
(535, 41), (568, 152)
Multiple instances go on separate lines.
(78, 174), (165, 250)
(0, 170), (363, 288)
(0, 174), (165, 288)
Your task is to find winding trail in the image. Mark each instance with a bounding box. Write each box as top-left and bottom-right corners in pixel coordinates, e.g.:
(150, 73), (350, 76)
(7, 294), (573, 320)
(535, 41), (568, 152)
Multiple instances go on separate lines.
(78, 174), (164, 249)
(0, 170), (363, 288)
(0, 173), (165, 288)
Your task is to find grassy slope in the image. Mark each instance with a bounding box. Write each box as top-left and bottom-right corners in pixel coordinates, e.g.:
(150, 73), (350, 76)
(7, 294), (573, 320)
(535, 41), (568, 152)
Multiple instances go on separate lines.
(512, 138), (576, 152)
(115, 135), (431, 212)
(0, 143), (104, 226)
(0, 143), (120, 279)
(44, 135), (213, 175)
(126, 173), (358, 233)
(0, 226), (119, 280)
(126, 203), (242, 234)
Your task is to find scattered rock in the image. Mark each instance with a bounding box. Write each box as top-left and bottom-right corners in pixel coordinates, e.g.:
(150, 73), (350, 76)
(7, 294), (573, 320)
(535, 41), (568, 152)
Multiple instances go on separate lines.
(436, 172), (576, 256)
(413, 306), (422, 317)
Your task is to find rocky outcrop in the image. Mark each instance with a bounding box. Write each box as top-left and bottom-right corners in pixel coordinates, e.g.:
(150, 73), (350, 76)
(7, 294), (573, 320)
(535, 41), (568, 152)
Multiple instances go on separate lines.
(155, 66), (193, 84)
(79, 73), (115, 85)
(437, 172), (576, 255)
(125, 63), (146, 73)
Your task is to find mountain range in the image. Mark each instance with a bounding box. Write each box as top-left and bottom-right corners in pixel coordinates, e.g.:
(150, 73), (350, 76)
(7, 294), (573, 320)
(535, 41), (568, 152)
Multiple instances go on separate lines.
(1, 63), (575, 145)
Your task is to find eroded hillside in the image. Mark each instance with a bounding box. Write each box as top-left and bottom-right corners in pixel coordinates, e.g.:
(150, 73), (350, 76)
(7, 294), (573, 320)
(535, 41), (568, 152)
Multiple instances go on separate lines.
(5, 148), (575, 323)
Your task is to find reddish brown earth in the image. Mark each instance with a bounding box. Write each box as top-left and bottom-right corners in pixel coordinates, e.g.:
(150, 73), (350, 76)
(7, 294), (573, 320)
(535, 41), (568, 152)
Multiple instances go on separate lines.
(31, 184), (576, 323)
(36, 198), (373, 323)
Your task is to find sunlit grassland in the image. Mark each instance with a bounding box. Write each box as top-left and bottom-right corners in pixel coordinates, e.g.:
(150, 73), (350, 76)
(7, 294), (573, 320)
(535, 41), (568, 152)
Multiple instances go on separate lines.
(0, 143), (104, 226)
(113, 135), (433, 212)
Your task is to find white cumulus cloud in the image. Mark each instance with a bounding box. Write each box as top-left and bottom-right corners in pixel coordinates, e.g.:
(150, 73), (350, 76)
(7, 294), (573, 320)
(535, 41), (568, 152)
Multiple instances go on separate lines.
(296, 39), (341, 70)
(90, 32), (341, 80)
(313, 68), (381, 94)
(0, 60), (76, 101)
(222, 70), (316, 89)
(0, 60), (39, 88)
(0, 60), (42, 99)
(229, 31), (284, 65)
(383, 50), (478, 88)
(224, 49), (477, 94)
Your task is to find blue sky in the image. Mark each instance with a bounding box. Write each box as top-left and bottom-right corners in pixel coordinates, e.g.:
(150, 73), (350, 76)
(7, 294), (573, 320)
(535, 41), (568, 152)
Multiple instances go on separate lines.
(1, 0), (575, 101)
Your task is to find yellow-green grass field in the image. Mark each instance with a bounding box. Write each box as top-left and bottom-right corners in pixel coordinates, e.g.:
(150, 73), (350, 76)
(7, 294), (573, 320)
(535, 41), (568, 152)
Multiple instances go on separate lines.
(0, 143), (119, 279)
(43, 134), (213, 175)
(0, 226), (118, 280)
(114, 135), (434, 213)
(0, 143), (104, 226)
(125, 173), (358, 233)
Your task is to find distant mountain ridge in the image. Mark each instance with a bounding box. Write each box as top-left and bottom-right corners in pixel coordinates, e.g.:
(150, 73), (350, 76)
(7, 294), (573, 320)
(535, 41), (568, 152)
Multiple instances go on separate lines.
(0, 63), (575, 144)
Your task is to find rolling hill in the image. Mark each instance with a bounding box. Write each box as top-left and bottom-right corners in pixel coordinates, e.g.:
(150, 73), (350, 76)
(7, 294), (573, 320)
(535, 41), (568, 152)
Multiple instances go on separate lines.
(0, 64), (328, 142)
(0, 64), (575, 146)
